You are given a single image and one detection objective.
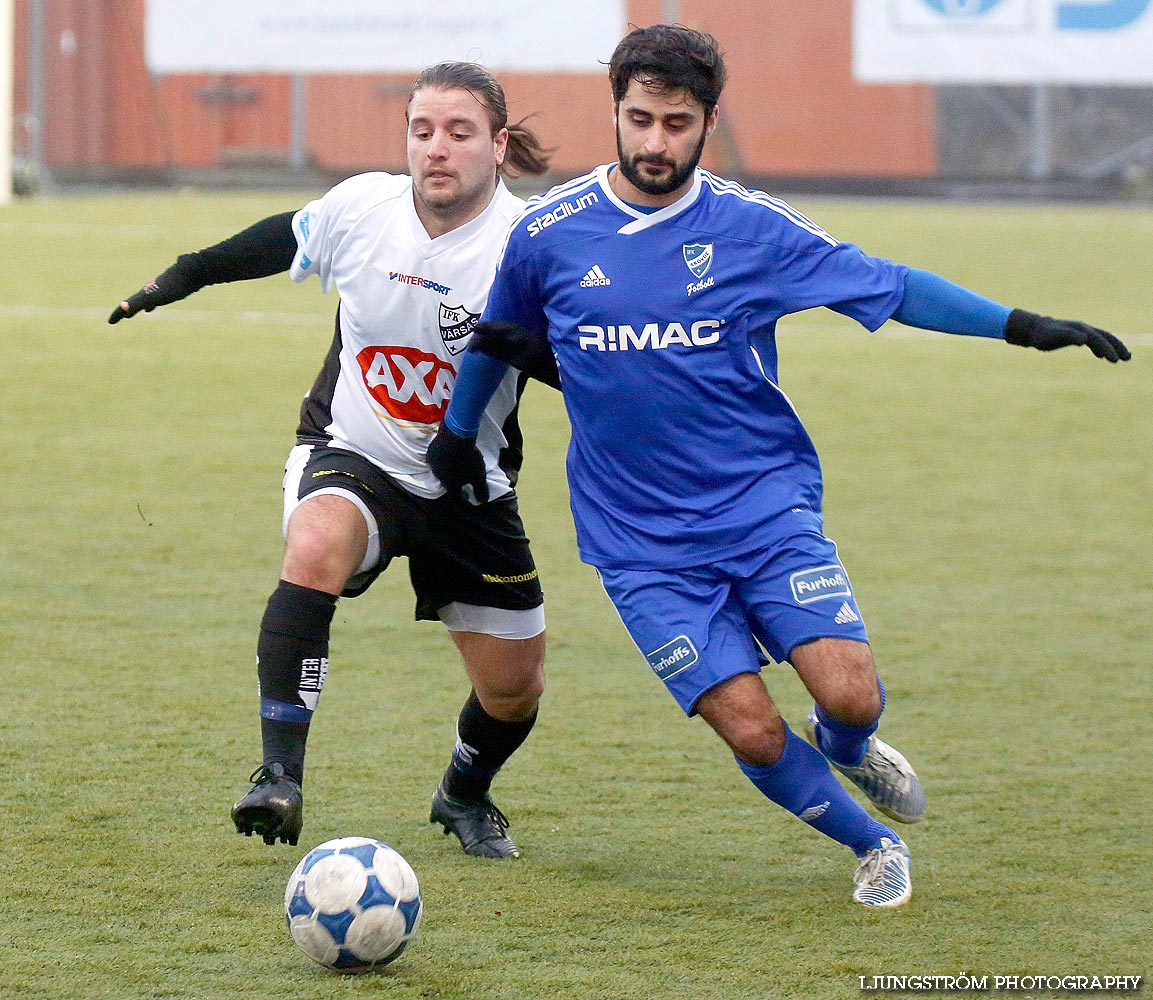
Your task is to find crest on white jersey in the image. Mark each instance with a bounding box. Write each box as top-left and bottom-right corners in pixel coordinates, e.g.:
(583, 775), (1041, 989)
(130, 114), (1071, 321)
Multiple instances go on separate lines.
(683, 242), (713, 279)
(439, 303), (480, 356)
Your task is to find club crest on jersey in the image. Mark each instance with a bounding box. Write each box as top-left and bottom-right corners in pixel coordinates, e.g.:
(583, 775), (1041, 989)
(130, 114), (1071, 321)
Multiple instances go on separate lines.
(439, 303), (480, 356)
(682, 242), (713, 279)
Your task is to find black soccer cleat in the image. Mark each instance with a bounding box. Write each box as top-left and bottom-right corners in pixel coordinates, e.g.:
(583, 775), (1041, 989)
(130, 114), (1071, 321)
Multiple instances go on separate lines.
(429, 781), (520, 859)
(231, 763), (303, 846)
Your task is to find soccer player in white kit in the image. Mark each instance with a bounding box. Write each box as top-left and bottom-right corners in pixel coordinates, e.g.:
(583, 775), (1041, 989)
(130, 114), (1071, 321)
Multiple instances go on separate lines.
(428, 27), (1131, 904)
(110, 63), (558, 859)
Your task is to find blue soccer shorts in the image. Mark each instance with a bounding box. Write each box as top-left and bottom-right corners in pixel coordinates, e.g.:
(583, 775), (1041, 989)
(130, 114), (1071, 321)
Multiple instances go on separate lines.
(596, 513), (869, 715)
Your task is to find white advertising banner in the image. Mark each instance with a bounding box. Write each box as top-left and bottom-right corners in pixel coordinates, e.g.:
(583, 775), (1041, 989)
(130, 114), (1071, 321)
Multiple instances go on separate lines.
(145, 0), (625, 74)
(854, 0), (1153, 83)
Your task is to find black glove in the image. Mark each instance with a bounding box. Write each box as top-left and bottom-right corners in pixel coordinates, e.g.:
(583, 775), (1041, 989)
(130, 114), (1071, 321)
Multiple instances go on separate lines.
(1004, 309), (1131, 363)
(108, 253), (205, 324)
(426, 424), (490, 504)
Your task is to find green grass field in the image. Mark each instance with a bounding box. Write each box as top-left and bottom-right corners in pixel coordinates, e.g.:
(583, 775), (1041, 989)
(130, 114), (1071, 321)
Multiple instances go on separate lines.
(2, 190), (1150, 1000)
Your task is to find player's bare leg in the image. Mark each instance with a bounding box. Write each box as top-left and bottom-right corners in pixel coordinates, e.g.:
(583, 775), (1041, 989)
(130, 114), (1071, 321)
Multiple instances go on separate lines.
(280, 494), (369, 593)
(430, 629), (545, 859)
(694, 670), (786, 766)
(454, 630), (545, 723)
(793, 638), (925, 824)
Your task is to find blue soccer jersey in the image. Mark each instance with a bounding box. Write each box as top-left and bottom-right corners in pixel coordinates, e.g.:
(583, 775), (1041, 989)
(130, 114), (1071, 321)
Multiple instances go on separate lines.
(482, 165), (909, 570)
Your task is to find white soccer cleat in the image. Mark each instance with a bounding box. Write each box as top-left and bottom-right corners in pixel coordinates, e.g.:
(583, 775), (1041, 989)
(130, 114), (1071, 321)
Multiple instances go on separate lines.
(805, 713), (926, 824)
(852, 837), (912, 908)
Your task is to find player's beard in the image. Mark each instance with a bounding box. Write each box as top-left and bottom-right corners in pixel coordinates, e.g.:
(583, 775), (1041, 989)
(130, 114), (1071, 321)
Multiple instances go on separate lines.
(616, 123), (707, 197)
(413, 167), (497, 230)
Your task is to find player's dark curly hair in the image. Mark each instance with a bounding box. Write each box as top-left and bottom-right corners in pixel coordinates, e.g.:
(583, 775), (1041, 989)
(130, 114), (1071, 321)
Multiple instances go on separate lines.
(408, 61), (552, 178)
(608, 24), (727, 114)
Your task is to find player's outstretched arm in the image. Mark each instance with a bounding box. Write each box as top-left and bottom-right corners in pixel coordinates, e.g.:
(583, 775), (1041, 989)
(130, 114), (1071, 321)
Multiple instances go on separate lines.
(892, 268), (1132, 363)
(108, 211), (298, 324)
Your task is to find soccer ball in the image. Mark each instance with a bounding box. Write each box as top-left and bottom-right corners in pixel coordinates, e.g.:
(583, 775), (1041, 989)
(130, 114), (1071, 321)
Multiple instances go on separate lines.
(284, 836), (423, 973)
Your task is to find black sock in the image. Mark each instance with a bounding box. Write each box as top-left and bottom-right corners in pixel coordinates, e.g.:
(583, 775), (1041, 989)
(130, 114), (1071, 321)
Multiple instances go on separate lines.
(258, 718), (311, 786)
(443, 690), (538, 801)
(256, 580), (338, 784)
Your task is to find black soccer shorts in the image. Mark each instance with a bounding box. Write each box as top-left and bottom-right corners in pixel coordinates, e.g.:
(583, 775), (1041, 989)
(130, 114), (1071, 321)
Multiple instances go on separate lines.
(284, 444), (544, 621)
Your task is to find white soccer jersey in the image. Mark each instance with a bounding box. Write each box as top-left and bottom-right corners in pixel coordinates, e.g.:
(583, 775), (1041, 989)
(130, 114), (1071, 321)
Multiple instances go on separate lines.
(290, 172), (526, 499)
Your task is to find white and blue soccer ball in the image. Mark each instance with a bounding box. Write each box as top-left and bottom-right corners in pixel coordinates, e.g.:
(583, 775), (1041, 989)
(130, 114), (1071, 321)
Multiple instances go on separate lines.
(284, 836), (423, 973)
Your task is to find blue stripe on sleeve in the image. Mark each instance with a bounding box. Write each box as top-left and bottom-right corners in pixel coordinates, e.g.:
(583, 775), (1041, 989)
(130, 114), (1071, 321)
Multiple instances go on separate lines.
(892, 267), (1012, 339)
(443, 349), (511, 436)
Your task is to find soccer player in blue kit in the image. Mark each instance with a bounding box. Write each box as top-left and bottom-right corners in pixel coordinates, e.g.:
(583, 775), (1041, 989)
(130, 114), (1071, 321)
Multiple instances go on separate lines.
(427, 25), (1131, 906)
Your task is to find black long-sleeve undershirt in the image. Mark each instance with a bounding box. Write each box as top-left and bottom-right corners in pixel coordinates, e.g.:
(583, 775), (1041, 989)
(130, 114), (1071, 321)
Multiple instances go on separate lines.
(180, 210), (299, 288)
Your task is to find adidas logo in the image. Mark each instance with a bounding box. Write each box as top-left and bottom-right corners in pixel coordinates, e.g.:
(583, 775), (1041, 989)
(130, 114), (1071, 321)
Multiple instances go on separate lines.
(799, 801), (830, 823)
(579, 265), (611, 287)
(834, 601), (860, 625)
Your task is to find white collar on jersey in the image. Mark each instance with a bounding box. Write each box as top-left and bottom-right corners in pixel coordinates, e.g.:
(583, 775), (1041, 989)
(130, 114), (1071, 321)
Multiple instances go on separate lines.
(597, 164), (704, 235)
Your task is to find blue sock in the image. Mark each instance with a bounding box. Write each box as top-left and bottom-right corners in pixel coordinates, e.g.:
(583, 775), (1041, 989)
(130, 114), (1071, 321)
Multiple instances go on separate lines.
(738, 725), (896, 856)
(814, 676), (886, 768)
